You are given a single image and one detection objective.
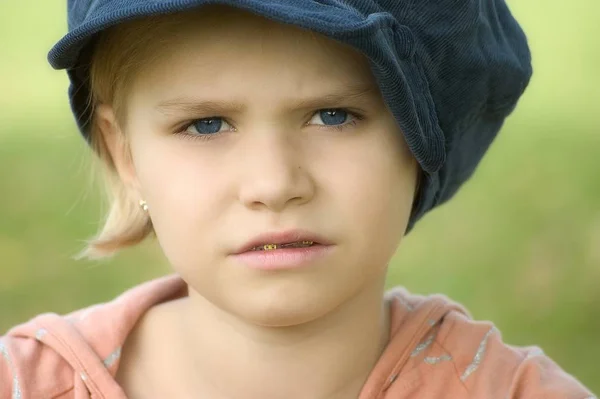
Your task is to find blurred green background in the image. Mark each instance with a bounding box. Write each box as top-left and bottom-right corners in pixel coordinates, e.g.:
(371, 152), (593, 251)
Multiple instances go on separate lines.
(0, 0), (598, 392)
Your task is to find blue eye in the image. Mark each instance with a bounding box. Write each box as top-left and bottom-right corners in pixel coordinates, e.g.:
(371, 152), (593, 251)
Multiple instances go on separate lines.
(308, 109), (360, 129)
(185, 117), (234, 136)
(318, 109), (348, 125)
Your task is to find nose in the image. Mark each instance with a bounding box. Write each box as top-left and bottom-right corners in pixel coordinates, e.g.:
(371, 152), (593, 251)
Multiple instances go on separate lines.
(236, 132), (315, 213)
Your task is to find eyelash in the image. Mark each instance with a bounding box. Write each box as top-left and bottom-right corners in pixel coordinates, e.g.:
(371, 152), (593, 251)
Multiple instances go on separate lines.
(174, 109), (364, 142)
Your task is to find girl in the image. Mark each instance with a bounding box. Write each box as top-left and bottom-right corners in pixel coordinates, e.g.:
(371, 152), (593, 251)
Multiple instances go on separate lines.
(0, 1), (595, 398)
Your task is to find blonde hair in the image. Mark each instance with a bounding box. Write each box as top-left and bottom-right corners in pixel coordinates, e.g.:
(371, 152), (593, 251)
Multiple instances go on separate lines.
(77, 13), (190, 260)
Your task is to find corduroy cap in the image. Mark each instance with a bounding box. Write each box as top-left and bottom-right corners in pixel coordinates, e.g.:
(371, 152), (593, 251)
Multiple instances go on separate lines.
(48, 0), (532, 230)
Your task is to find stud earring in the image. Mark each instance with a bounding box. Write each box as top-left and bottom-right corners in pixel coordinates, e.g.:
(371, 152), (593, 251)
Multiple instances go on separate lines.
(139, 199), (149, 212)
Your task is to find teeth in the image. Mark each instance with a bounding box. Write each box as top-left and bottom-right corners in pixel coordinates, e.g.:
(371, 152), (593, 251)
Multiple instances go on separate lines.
(252, 241), (314, 251)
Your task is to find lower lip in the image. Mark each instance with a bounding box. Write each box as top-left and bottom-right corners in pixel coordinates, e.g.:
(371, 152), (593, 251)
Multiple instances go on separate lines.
(232, 245), (334, 270)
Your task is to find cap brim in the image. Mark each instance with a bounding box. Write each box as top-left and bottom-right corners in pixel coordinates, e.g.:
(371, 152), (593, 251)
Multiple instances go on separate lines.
(48, 0), (383, 70)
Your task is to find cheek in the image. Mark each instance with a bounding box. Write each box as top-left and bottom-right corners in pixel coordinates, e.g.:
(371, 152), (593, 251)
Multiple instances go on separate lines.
(324, 129), (415, 261)
(130, 138), (227, 266)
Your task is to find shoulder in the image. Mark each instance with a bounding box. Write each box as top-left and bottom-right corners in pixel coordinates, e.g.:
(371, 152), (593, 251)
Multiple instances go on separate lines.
(436, 310), (594, 398)
(0, 333), (75, 398)
(0, 275), (187, 398)
(115, 296), (188, 398)
(385, 287), (594, 398)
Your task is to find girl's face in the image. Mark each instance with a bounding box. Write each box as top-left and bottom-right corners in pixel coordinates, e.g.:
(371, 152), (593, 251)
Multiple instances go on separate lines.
(106, 9), (418, 326)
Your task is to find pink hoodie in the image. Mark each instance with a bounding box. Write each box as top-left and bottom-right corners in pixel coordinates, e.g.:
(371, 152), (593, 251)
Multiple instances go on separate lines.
(0, 275), (595, 398)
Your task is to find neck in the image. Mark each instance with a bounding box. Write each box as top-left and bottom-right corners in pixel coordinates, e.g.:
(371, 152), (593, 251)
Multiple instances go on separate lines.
(172, 282), (391, 399)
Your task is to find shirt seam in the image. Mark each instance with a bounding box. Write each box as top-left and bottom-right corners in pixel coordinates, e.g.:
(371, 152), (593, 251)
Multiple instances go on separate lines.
(37, 320), (105, 399)
(52, 385), (75, 399)
(378, 300), (449, 396)
(435, 313), (472, 397)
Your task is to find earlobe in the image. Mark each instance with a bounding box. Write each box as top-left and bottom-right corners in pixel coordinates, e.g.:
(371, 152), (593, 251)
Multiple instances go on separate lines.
(95, 104), (141, 190)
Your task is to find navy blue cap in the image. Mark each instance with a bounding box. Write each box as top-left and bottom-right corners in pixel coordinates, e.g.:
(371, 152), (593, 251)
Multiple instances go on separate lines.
(48, 0), (532, 230)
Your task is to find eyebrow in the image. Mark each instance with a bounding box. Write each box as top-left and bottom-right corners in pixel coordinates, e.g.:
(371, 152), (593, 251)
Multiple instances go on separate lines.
(292, 83), (379, 110)
(156, 99), (246, 116)
(155, 82), (378, 115)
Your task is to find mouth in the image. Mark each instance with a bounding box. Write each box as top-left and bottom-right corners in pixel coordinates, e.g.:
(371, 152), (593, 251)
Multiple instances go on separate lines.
(250, 241), (316, 251)
(234, 230), (331, 254)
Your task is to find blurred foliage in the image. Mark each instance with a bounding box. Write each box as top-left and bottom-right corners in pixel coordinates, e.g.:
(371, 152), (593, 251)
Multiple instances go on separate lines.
(0, 0), (598, 392)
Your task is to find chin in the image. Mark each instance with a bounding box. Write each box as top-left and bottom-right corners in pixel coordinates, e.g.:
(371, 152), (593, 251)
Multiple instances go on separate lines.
(227, 283), (344, 328)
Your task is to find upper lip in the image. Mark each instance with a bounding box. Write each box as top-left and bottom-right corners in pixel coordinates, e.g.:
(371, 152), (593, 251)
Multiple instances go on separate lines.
(233, 229), (333, 254)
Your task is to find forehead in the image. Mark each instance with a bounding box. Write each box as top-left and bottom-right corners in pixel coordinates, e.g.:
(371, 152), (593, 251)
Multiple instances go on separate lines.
(126, 6), (376, 96)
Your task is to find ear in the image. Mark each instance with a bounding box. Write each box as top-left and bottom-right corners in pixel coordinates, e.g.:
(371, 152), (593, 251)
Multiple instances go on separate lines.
(95, 104), (141, 191)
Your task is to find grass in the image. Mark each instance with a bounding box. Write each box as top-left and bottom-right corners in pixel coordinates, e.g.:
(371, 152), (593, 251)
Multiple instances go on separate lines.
(0, 0), (598, 393)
